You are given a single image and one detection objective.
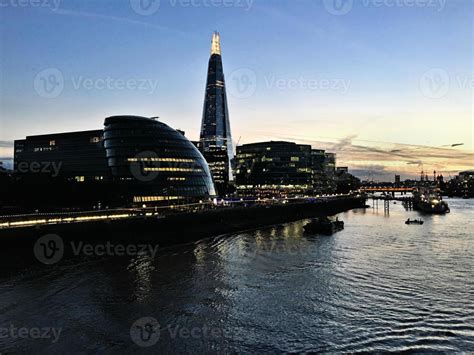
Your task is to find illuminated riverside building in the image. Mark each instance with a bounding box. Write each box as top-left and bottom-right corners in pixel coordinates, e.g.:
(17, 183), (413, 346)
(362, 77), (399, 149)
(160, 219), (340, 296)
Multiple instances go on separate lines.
(14, 130), (109, 182)
(103, 115), (216, 204)
(234, 141), (314, 198)
(198, 32), (234, 196)
(234, 141), (339, 197)
(311, 149), (332, 194)
(323, 152), (336, 176)
(13, 116), (216, 207)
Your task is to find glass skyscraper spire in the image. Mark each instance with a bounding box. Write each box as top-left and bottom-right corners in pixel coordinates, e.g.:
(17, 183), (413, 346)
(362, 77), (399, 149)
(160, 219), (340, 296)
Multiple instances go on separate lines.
(199, 32), (233, 195)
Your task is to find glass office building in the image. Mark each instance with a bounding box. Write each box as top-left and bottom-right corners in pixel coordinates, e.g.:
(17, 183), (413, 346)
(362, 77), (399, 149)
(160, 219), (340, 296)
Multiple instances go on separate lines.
(199, 32), (234, 195)
(14, 130), (109, 182)
(234, 141), (314, 198)
(103, 115), (216, 204)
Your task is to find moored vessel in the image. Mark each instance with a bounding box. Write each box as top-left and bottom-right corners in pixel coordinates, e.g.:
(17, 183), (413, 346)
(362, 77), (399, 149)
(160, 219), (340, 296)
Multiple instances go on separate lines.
(304, 217), (344, 235)
(413, 188), (450, 214)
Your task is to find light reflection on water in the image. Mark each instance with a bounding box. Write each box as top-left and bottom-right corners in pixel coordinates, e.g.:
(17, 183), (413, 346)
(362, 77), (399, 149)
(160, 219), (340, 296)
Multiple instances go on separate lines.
(0, 198), (473, 353)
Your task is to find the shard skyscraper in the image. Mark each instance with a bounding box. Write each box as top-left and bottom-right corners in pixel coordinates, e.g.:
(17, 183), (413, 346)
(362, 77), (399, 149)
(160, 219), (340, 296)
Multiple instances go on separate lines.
(199, 32), (233, 196)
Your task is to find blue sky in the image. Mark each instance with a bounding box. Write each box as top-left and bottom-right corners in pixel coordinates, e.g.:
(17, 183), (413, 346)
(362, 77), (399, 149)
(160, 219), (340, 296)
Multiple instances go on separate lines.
(0, 0), (472, 179)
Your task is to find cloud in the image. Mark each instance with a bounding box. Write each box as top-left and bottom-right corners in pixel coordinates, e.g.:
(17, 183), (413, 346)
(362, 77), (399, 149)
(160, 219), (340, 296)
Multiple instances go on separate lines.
(0, 141), (13, 148)
(258, 132), (474, 180)
(331, 134), (358, 151)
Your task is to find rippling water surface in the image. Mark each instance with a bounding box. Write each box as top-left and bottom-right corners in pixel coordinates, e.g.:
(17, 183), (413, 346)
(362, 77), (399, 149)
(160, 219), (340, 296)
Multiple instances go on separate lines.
(1, 198), (473, 353)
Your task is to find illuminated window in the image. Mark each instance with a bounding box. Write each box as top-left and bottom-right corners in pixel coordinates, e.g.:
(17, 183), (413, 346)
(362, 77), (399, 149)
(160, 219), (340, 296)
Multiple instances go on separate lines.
(144, 167), (202, 172)
(90, 137), (100, 143)
(49, 140), (56, 146)
(127, 157), (194, 163)
(75, 176), (85, 182)
(34, 147), (54, 152)
(133, 196), (183, 202)
(167, 177), (186, 181)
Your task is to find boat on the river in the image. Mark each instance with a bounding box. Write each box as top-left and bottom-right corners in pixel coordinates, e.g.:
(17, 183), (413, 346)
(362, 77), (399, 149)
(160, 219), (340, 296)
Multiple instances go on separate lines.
(405, 218), (424, 225)
(413, 188), (450, 214)
(304, 217), (344, 235)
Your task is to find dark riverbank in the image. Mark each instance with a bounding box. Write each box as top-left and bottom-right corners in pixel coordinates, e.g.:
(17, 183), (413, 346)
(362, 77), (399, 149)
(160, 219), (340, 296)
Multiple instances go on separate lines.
(1, 196), (365, 253)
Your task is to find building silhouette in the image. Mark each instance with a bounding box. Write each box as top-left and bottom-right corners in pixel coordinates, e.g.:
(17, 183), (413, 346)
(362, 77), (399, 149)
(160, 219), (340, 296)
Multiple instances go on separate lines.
(14, 130), (109, 182)
(198, 32), (233, 196)
(12, 116), (216, 208)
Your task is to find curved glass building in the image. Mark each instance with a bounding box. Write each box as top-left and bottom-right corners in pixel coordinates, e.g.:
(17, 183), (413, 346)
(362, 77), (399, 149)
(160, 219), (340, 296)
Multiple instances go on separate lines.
(103, 115), (216, 204)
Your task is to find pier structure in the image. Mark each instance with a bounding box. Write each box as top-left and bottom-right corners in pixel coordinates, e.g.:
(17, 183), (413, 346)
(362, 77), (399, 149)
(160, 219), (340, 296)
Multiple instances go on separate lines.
(369, 193), (414, 213)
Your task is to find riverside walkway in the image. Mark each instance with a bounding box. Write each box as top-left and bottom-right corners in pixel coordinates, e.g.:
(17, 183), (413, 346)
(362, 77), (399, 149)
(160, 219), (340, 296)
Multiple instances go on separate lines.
(0, 194), (361, 230)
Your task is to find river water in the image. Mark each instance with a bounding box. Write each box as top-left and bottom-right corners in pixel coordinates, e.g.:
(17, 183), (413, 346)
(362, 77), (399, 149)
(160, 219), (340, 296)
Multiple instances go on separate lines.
(0, 198), (473, 353)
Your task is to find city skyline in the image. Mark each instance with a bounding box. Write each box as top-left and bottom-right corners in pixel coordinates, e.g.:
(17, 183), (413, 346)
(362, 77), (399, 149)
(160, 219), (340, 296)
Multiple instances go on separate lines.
(1, 0), (472, 180)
